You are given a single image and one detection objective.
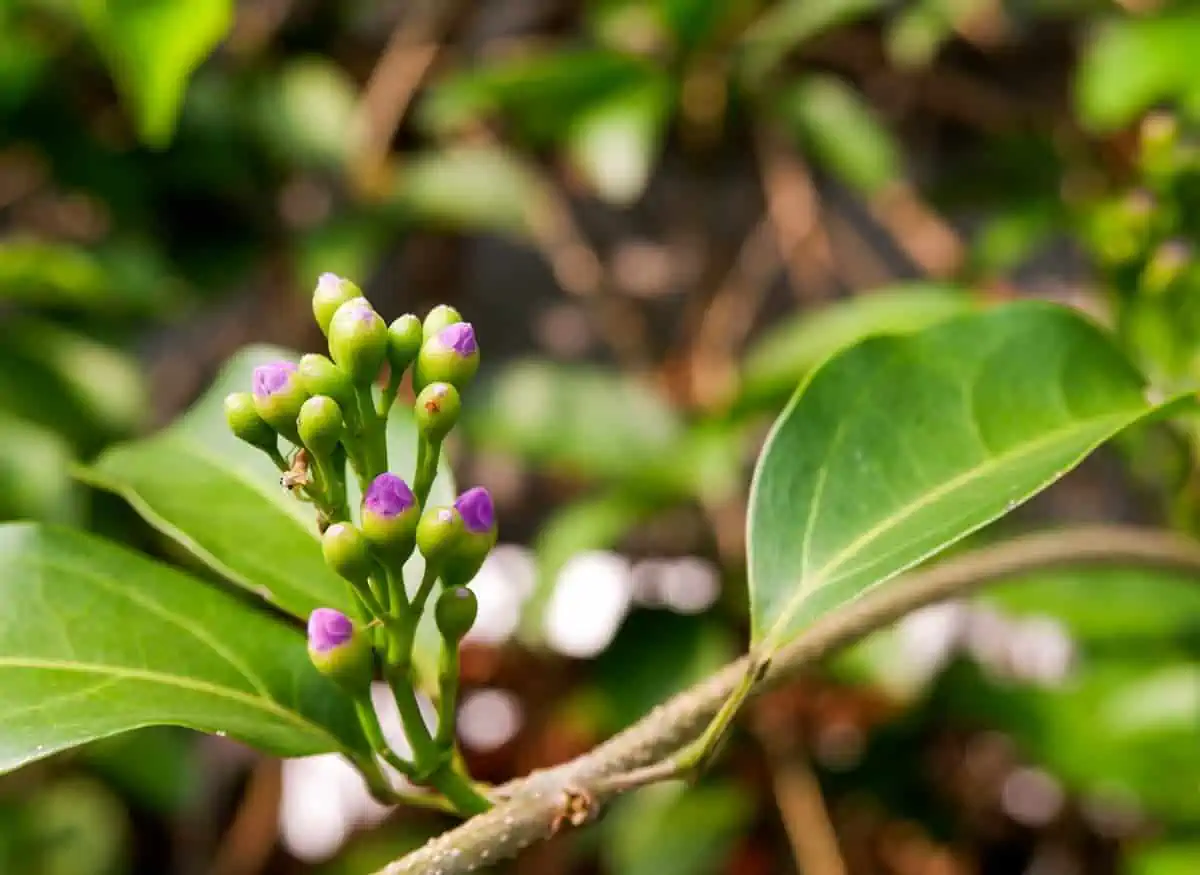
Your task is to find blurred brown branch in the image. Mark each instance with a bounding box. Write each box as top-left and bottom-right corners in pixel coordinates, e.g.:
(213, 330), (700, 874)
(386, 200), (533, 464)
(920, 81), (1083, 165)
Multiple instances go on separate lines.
(379, 525), (1200, 874)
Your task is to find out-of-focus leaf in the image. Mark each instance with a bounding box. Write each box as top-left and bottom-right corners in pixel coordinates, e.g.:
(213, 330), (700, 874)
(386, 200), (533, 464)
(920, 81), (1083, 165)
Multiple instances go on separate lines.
(76, 0), (232, 147)
(418, 50), (650, 143)
(604, 781), (754, 875)
(0, 412), (80, 523)
(1129, 842), (1200, 875)
(970, 200), (1061, 274)
(1076, 13), (1200, 132)
(748, 303), (1160, 653)
(777, 74), (902, 194)
(593, 612), (737, 733)
(391, 148), (541, 236)
(0, 240), (176, 313)
(0, 523), (371, 776)
(24, 778), (129, 875)
(982, 566), (1200, 648)
(0, 15), (51, 115)
(739, 283), (976, 409)
(82, 728), (199, 814)
(257, 58), (361, 170)
(467, 360), (695, 494)
(566, 72), (672, 206)
(741, 0), (882, 84)
(886, 3), (953, 69)
(0, 318), (145, 439)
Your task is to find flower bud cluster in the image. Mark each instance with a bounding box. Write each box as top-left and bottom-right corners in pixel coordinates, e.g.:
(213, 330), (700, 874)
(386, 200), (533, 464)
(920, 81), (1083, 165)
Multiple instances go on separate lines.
(222, 273), (496, 690)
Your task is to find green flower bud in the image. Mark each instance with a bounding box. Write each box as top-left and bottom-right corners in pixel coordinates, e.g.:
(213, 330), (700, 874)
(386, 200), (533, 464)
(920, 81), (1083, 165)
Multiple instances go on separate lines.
(313, 273), (363, 336)
(422, 304), (463, 341)
(308, 608), (374, 691)
(297, 353), (357, 412)
(435, 586), (478, 643)
(388, 314), (424, 375)
(328, 297), (389, 386)
(361, 473), (420, 561)
(224, 392), (277, 453)
(441, 487), (497, 587)
(297, 396), (344, 457)
(252, 361), (309, 443)
(322, 522), (373, 584)
(414, 323), (479, 391)
(416, 505), (464, 568)
(415, 382), (461, 442)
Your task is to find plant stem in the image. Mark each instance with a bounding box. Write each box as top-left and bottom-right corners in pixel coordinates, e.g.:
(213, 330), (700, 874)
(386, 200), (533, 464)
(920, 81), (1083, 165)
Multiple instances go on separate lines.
(435, 642), (460, 750)
(355, 698), (417, 779)
(378, 367), (404, 419)
(413, 436), (441, 507)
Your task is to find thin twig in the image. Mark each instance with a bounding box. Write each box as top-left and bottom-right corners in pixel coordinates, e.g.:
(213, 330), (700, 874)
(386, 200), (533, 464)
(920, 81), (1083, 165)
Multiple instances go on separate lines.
(377, 525), (1200, 874)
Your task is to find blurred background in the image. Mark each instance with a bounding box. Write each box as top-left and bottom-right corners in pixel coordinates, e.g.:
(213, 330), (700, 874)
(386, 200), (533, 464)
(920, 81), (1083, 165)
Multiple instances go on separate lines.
(1, 0), (1199, 873)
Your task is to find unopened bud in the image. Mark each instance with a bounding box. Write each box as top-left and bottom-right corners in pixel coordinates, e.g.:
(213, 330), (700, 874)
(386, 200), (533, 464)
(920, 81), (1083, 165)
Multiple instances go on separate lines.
(298, 396), (344, 457)
(252, 361), (309, 442)
(307, 608), (374, 691)
(415, 505), (464, 567)
(415, 382), (461, 442)
(328, 297), (389, 386)
(435, 586), (478, 643)
(441, 487), (497, 587)
(313, 273), (363, 336)
(322, 522), (373, 584)
(414, 322), (479, 391)
(388, 314), (424, 375)
(422, 304), (463, 341)
(224, 392), (277, 453)
(298, 353), (357, 413)
(361, 473), (420, 561)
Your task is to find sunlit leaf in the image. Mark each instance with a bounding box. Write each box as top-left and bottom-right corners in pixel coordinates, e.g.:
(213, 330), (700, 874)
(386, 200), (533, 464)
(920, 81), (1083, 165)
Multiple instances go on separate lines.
(748, 302), (1163, 653)
(0, 523), (369, 776)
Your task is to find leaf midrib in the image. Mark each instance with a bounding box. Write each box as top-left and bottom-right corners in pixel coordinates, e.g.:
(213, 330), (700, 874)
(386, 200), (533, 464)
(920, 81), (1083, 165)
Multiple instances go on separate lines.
(762, 408), (1138, 646)
(0, 656), (341, 750)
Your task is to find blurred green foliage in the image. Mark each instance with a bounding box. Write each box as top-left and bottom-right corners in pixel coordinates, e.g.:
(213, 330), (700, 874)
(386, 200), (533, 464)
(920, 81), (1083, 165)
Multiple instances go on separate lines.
(1, 0), (1200, 873)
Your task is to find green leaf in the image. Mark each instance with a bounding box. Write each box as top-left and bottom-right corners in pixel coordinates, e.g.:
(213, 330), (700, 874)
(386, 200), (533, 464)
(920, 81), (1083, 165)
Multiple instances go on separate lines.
(466, 360), (699, 495)
(82, 346), (347, 619)
(1129, 842), (1200, 875)
(391, 147), (541, 236)
(0, 413), (81, 524)
(77, 0), (232, 147)
(604, 781), (754, 875)
(0, 523), (368, 776)
(1076, 13), (1200, 132)
(739, 283), (976, 409)
(748, 302), (1160, 652)
(777, 74), (902, 194)
(0, 239), (179, 313)
(565, 73), (672, 206)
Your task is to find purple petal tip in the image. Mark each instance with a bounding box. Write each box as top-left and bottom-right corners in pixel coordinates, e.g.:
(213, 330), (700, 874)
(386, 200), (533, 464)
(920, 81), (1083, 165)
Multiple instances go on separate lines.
(455, 487), (495, 534)
(437, 322), (477, 357)
(252, 361), (298, 399)
(364, 473), (416, 518)
(308, 608), (354, 653)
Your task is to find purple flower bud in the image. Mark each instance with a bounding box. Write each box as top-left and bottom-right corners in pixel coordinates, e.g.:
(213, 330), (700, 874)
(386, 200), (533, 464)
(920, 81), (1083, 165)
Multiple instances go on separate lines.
(253, 361), (299, 399)
(364, 473), (416, 519)
(436, 322), (477, 357)
(307, 607), (354, 653)
(455, 487), (495, 534)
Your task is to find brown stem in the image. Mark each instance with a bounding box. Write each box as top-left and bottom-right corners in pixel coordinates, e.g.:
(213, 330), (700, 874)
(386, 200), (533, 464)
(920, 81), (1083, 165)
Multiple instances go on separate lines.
(375, 525), (1200, 874)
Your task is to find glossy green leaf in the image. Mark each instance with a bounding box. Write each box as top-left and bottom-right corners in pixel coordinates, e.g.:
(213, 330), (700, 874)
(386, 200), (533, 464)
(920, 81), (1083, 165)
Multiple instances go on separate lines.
(0, 523), (369, 776)
(77, 0), (232, 147)
(778, 74), (901, 194)
(1076, 13), (1200, 132)
(748, 303), (1160, 652)
(739, 283), (976, 409)
(565, 73), (671, 206)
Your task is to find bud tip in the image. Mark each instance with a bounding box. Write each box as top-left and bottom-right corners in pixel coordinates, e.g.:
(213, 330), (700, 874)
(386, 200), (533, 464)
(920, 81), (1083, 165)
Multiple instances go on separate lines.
(455, 487), (494, 534)
(308, 607), (354, 653)
(253, 361), (299, 399)
(364, 473), (416, 518)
